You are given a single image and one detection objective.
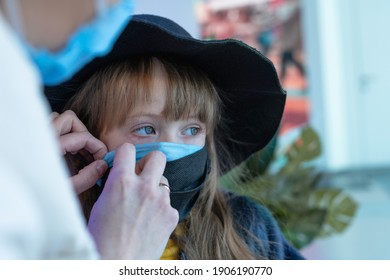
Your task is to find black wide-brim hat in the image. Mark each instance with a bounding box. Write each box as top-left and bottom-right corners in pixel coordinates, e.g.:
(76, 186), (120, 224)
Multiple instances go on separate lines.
(45, 14), (286, 169)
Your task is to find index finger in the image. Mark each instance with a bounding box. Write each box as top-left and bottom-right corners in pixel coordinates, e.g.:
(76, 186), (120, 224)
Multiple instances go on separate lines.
(52, 110), (89, 136)
(50, 112), (60, 121)
(112, 143), (137, 175)
(136, 151), (167, 182)
(59, 131), (107, 160)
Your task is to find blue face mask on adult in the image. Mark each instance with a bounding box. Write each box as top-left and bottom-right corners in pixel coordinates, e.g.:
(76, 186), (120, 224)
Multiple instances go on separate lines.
(4, 0), (133, 85)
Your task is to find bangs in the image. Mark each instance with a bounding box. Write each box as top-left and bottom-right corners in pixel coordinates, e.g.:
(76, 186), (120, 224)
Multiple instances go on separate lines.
(94, 58), (154, 135)
(67, 56), (220, 138)
(159, 57), (220, 132)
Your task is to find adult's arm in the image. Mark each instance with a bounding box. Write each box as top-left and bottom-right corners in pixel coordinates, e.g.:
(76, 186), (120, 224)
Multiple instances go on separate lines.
(0, 18), (97, 258)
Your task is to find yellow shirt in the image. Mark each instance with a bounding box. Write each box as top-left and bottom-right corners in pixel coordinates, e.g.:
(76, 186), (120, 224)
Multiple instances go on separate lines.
(160, 239), (180, 260)
(160, 225), (185, 260)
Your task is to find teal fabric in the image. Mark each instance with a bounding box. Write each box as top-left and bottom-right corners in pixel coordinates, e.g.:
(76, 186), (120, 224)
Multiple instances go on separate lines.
(20, 0), (134, 85)
(103, 142), (203, 167)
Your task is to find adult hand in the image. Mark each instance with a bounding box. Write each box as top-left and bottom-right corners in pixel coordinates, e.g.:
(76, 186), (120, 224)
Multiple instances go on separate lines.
(51, 110), (108, 194)
(88, 143), (179, 259)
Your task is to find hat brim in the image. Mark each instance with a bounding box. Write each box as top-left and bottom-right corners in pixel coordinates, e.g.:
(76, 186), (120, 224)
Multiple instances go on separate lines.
(45, 14), (286, 169)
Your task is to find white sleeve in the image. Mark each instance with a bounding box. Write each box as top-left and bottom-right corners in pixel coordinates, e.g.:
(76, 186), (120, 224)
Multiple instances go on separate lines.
(0, 15), (98, 259)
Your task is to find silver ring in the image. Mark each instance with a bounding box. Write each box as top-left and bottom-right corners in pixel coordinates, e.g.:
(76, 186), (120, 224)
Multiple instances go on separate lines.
(159, 183), (170, 193)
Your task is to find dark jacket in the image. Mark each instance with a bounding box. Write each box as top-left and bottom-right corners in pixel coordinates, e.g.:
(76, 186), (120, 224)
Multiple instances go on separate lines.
(229, 194), (305, 260)
(180, 193), (305, 260)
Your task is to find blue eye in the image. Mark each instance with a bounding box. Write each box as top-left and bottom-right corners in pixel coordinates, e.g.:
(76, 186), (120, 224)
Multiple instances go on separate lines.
(184, 127), (200, 136)
(135, 126), (156, 135)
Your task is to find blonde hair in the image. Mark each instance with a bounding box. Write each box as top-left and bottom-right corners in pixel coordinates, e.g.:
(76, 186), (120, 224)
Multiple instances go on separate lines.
(67, 56), (264, 259)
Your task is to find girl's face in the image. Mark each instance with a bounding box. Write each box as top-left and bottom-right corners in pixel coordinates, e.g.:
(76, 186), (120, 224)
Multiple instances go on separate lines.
(100, 64), (206, 151)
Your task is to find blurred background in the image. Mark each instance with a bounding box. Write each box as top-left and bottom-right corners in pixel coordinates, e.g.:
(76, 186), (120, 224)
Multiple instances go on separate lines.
(133, 0), (390, 259)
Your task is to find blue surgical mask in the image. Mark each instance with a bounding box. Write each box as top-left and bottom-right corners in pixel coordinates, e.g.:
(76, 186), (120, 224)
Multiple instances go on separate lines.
(102, 142), (204, 168)
(100, 143), (209, 221)
(4, 0), (133, 85)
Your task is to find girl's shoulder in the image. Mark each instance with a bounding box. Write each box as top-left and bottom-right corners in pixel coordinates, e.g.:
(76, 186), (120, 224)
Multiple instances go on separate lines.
(226, 192), (305, 260)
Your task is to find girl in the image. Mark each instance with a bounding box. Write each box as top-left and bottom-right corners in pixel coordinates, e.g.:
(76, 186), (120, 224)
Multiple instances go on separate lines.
(47, 14), (304, 260)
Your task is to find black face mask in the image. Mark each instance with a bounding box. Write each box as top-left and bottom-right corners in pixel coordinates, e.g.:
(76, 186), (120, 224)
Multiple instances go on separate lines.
(98, 146), (209, 221)
(163, 146), (210, 221)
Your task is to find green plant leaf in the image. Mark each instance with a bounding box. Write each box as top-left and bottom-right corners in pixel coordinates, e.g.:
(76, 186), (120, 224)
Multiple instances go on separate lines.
(308, 188), (358, 237)
(245, 135), (278, 177)
(280, 126), (322, 174)
(220, 135), (278, 189)
(219, 163), (248, 190)
(219, 125), (358, 250)
(282, 209), (327, 249)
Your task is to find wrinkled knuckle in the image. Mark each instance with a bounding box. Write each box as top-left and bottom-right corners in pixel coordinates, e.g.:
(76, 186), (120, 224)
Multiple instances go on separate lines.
(83, 130), (93, 140)
(85, 133), (96, 146)
(63, 110), (76, 118)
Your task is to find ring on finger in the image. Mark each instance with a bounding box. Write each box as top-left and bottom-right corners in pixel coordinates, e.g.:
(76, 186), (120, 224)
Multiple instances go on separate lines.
(159, 183), (170, 193)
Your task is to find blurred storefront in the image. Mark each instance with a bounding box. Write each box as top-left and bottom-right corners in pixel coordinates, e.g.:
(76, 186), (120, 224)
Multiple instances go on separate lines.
(196, 0), (308, 135)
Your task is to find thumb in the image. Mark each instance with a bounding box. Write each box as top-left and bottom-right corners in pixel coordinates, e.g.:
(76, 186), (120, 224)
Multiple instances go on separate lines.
(71, 160), (108, 194)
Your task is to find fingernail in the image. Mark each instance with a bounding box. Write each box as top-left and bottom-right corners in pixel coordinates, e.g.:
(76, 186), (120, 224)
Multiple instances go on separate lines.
(96, 160), (108, 177)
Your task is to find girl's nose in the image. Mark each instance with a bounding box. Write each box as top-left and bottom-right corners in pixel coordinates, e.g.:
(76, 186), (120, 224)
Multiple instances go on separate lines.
(159, 132), (180, 144)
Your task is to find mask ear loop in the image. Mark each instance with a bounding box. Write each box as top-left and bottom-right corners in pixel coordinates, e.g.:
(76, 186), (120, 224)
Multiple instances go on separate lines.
(3, 0), (25, 39)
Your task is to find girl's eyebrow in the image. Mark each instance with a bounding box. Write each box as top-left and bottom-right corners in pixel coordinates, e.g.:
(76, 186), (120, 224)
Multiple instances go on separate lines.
(124, 114), (156, 125)
(126, 114), (205, 125)
(126, 114), (161, 120)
